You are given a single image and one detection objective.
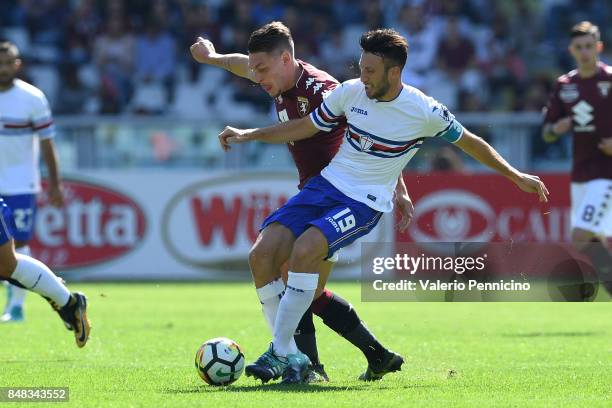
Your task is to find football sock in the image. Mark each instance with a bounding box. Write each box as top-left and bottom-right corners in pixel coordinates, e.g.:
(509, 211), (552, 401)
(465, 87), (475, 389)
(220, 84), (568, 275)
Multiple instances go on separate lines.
(256, 278), (299, 354)
(312, 288), (387, 365)
(256, 278), (285, 333)
(6, 246), (31, 310)
(10, 254), (71, 307)
(273, 272), (318, 357)
(581, 239), (612, 295)
(294, 307), (320, 365)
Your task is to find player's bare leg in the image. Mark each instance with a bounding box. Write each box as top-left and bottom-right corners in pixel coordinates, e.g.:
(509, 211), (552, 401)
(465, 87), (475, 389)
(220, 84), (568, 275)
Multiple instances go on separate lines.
(0, 240), (90, 347)
(571, 228), (612, 296)
(246, 227), (326, 382)
(1, 240), (29, 322)
(249, 223), (296, 332)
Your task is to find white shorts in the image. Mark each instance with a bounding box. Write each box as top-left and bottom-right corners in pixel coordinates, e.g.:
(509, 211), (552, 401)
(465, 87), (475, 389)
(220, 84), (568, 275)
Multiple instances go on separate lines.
(571, 179), (612, 236)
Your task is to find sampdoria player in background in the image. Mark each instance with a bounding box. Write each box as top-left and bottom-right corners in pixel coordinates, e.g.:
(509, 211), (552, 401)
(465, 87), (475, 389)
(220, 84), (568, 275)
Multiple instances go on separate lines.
(542, 21), (612, 295)
(190, 22), (410, 382)
(0, 41), (65, 322)
(220, 29), (549, 383)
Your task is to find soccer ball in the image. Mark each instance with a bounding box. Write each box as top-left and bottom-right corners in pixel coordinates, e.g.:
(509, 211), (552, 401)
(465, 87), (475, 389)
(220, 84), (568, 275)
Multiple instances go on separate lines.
(195, 337), (245, 386)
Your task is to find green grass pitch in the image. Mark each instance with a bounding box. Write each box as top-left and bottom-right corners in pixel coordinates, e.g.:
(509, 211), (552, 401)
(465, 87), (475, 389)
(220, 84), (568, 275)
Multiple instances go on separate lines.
(1, 282), (610, 407)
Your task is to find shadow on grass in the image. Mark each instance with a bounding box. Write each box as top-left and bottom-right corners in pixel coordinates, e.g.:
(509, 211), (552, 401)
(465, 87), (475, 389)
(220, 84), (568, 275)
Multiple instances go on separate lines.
(162, 382), (437, 394)
(501, 331), (601, 338)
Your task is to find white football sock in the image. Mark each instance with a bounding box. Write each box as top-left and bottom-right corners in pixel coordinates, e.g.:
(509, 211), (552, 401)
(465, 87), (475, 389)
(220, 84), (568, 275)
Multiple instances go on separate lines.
(256, 278), (285, 333)
(256, 278), (298, 353)
(273, 272), (319, 357)
(6, 246), (31, 309)
(10, 254), (71, 307)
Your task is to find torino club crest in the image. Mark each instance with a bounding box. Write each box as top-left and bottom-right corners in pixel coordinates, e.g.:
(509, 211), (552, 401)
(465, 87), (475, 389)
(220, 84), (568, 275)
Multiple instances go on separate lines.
(297, 96), (309, 117)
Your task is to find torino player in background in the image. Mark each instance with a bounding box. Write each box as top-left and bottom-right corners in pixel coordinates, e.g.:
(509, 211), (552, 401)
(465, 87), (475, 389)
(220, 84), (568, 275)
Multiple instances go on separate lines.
(190, 22), (409, 383)
(543, 22), (612, 295)
(0, 41), (65, 322)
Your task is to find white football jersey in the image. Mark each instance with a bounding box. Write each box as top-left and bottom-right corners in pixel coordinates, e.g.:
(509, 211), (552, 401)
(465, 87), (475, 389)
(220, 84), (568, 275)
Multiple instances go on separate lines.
(310, 78), (463, 213)
(0, 79), (55, 194)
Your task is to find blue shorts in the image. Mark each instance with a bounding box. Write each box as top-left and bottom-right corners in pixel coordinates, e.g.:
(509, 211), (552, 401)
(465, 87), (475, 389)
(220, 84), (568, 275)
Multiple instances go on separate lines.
(261, 175), (383, 258)
(0, 198), (15, 246)
(1, 194), (37, 242)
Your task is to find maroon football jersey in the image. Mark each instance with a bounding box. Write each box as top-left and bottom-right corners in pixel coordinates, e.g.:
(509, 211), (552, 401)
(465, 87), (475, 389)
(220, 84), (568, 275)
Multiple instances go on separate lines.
(544, 62), (612, 182)
(274, 60), (345, 189)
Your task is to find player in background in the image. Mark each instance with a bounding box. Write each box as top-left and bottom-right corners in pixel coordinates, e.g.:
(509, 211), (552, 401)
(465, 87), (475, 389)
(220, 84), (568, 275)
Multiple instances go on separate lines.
(542, 21), (612, 295)
(191, 22), (410, 382)
(0, 41), (66, 322)
(0, 41), (89, 347)
(220, 29), (549, 383)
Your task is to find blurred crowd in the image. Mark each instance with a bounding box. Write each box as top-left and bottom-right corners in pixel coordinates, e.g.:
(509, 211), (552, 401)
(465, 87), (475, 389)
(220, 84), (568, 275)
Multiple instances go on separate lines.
(1, 0), (611, 119)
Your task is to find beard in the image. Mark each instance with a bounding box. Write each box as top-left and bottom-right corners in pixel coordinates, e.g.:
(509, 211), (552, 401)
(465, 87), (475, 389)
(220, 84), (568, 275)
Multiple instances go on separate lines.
(369, 78), (390, 100)
(0, 75), (15, 89)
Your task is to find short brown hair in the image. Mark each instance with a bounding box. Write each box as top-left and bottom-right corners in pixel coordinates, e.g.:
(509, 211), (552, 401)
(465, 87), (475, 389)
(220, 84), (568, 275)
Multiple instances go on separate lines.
(248, 22), (294, 55)
(0, 41), (20, 58)
(359, 29), (408, 69)
(570, 21), (600, 41)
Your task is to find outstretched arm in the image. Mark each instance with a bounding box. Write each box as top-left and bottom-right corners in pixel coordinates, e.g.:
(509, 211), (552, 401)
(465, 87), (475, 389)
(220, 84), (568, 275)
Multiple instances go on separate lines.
(190, 37), (253, 81)
(454, 129), (550, 202)
(218, 116), (319, 151)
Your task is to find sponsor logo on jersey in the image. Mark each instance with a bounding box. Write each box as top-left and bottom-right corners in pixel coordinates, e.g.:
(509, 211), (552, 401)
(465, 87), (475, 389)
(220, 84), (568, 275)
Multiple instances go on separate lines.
(297, 96), (309, 117)
(572, 100), (595, 131)
(312, 83), (324, 94)
(559, 84), (579, 103)
(30, 179), (147, 269)
(350, 106), (368, 116)
(305, 77), (315, 89)
(597, 81), (610, 97)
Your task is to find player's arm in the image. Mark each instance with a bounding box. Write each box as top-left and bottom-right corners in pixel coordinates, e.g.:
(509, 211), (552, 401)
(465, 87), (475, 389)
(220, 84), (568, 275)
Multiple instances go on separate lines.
(189, 37), (253, 81)
(541, 81), (569, 143)
(394, 175), (414, 232)
(454, 129), (550, 202)
(40, 138), (64, 207)
(542, 117), (572, 143)
(219, 115), (319, 151)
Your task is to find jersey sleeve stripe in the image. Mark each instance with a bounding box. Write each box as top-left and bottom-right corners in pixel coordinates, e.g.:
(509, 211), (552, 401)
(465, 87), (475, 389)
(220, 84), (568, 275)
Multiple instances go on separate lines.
(32, 120), (54, 131)
(316, 105), (342, 125)
(309, 110), (335, 131)
(321, 102), (342, 120)
(3, 122), (32, 129)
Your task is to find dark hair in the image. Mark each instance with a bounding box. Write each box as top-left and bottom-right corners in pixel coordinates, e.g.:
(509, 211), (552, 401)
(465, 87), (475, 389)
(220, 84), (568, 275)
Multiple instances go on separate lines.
(570, 21), (600, 41)
(0, 41), (19, 58)
(359, 29), (408, 69)
(248, 21), (294, 55)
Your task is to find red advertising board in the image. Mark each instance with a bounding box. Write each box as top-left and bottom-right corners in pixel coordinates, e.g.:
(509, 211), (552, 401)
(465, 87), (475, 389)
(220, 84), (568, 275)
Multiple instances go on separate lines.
(398, 173), (571, 243)
(30, 179), (147, 269)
